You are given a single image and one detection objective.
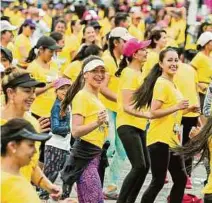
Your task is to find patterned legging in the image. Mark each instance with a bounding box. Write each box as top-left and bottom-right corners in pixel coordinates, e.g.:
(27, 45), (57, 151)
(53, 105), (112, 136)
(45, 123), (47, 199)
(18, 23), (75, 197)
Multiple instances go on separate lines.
(77, 156), (104, 203)
(40, 145), (70, 200)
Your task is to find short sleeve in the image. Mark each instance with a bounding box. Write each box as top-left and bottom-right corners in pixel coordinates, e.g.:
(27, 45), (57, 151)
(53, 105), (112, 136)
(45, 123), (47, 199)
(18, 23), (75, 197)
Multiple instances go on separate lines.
(190, 53), (201, 70)
(102, 56), (115, 75)
(153, 80), (168, 102)
(72, 93), (87, 116)
(64, 64), (74, 79)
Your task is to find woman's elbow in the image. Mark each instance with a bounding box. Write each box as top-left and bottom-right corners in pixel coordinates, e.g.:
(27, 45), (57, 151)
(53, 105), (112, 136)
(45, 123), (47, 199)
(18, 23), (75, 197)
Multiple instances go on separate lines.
(71, 128), (80, 138)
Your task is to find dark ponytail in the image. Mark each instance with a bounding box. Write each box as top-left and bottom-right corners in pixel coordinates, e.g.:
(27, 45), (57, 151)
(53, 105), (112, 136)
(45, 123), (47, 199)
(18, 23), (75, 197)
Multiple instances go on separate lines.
(61, 70), (84, 113)
(108, 37), (120, 69)
(115, 56), (132, 77)
(133, 48), (176, 109)
(174, 117), (212, 168)
(72, 44), (101, 62)
(61, 55), (103, 113)
(133, 63), (162, 109)
(18, 24), (24, 35)
(25, 46), (37, 63)
(72, 45), (88, 62)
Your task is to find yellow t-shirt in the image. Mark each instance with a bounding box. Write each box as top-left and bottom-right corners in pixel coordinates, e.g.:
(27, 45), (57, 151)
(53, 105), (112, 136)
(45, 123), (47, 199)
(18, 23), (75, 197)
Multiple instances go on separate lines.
(202, 138), (212, 194)
(1, 171), (40, 203)
(63, 60), (82, 82)
(174, 63), (200, 117)
(99, 54), (120, 112)
(128, 24), (144, 41)
(190, 52), (212, 94)
(13, 34), (32, 66)
(72, 89), (108, 148)
(0, 112), (40, 181)
(147, 77), (183, 148)
(27, 60), (59, 117)
(142, 50), (159, 78)
(116, 67), (147, 130)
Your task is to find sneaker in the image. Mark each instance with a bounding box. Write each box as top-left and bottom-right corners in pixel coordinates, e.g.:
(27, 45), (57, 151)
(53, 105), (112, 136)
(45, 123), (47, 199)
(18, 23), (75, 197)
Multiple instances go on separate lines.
(186, 176), (192, 189)
(103, 192), (119, 200)
(105, 184), (117, 193)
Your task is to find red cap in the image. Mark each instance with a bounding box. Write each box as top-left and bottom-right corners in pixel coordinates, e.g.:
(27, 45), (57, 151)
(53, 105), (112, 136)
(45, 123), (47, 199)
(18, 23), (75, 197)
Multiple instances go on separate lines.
(123, 38), (151, 57)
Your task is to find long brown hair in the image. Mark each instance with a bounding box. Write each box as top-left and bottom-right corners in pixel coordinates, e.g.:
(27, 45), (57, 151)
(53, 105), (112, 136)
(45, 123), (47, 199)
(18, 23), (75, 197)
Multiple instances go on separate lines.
(174, 117), (212, 167)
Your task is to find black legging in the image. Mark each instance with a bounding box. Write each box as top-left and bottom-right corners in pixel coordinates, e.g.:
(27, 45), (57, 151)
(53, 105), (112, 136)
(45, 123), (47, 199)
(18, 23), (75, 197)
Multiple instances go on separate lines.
(117, 125), (150, 203)
(204, 194), (212, 203)
(141, 142), (187, 203)
(181, 116), (198, 176)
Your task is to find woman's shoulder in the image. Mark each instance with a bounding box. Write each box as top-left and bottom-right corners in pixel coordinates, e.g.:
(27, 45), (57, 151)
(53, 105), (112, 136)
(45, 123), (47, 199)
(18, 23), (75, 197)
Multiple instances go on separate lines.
(122, 67), (140, 78)
(155, 77), (171, 87)
(73, 89), (86, 101)
(27, 60), (39, 70)
(70, 60), (82, 68)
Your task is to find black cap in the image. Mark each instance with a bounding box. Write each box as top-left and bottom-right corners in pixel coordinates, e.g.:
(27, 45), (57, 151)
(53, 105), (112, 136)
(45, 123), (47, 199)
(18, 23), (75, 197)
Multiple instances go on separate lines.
(1, 118), (52, 143)
(3, 73), (46, 92)
(36, 36), (62, 50)
(0, 47), (13, 63)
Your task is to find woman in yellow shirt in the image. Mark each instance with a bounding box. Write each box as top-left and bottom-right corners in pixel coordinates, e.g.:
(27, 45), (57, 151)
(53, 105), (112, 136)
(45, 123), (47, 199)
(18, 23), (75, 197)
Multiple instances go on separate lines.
(134, 48), (198, 203)
(26, 36), (61, 163)
(100, 27), (133, 197)
(115, 38), (152, 203)
(1, 67), (61, 200)
(190, 32), (212, 118)
(13, 19), (36, 68)
(60, 56), (108, 203)
(142, 29), (167, 78)
(1, 118), (51, 203)
(175, 117), (212, 202)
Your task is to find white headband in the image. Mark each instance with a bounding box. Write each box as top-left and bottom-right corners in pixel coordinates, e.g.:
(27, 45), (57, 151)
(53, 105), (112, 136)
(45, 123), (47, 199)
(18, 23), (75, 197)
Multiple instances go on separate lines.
(83, 59), (105, 73)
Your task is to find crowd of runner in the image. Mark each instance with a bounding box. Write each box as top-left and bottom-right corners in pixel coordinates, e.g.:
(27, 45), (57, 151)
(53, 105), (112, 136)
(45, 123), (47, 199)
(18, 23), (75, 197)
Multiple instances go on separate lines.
(1, 0), (212, 202)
